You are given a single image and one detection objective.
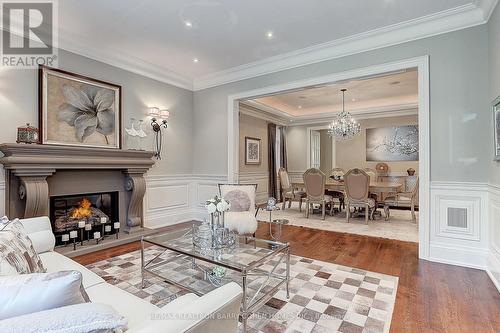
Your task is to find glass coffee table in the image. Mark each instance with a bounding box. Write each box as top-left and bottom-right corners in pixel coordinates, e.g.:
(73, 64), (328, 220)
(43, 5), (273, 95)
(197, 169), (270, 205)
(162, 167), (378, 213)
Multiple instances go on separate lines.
(141, 227), (290, 332)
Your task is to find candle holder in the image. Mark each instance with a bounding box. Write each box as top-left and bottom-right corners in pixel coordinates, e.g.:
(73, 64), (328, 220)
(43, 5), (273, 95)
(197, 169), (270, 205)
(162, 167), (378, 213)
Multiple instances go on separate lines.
(113, 222), (120, 239)
(94, 231), (101, 244)
(61, 233), (69, 247)
(78, 221), (86, 246)
(85, 224), (92, 242)
(69, 230), (78, 250)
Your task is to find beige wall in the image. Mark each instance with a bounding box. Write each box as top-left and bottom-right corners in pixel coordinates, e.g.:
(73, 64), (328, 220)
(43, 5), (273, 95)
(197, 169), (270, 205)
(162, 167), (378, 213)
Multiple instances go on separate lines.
(238, 110), (269, 173)
(319, 130), (333, 174)
(336, 115), (419, 174)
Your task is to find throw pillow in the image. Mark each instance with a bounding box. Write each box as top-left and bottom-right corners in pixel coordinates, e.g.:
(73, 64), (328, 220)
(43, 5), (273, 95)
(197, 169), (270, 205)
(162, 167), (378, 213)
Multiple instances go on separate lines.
(0, 303), (127, 333)
(0, 218), (46, 275)
(0, 270), (90, 320)
(224, 190), (251, 212)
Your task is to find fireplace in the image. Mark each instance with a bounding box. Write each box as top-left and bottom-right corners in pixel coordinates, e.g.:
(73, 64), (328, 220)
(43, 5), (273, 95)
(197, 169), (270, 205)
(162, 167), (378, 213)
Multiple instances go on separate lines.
(50, 192), (119, 245)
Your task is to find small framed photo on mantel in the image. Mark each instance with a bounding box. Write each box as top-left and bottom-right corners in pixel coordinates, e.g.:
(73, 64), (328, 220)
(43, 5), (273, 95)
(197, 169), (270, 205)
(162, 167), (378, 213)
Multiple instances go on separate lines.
(494, 96), (500, 160)
(245, 136), (261, 165)
(39, 66), (122, 149)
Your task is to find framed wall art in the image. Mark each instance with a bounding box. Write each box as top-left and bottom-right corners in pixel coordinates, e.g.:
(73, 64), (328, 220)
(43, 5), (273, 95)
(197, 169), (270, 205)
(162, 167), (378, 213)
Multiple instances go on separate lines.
(366, 125), (419, 161)
(245, 136), (261, 165)
(39, 66), (122, 149)
(494, 96), (500, 160)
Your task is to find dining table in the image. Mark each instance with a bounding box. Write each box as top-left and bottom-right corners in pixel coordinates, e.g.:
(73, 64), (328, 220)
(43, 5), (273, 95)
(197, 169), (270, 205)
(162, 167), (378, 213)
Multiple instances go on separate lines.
(292, 179), (403, 194)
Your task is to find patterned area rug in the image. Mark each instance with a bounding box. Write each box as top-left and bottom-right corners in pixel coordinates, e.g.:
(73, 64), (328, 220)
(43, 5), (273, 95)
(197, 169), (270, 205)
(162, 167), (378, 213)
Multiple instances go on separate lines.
(257, 202), (418, 242)
(86, 247), (398, 333)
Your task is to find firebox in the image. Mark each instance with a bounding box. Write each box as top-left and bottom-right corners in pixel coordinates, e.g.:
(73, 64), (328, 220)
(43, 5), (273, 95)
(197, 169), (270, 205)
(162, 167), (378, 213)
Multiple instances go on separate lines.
(50, 192), (119, 244)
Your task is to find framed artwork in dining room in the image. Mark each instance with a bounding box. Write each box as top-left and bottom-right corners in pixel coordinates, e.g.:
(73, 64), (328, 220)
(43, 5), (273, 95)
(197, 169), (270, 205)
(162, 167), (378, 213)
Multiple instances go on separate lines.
(245, 137), (261, 165)
(39, 65), (122, 149)
(494, 96), (500, 160)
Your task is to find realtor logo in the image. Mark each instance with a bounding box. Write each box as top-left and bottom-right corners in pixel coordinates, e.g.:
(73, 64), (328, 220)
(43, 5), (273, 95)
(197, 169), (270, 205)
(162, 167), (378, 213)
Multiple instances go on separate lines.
(1, 0), (58, 68)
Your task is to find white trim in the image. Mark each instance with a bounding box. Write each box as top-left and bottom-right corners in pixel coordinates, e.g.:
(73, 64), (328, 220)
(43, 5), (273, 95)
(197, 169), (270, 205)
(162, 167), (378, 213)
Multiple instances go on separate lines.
(478, 0), (499, 21)
(59, 33), (194, 90)
(193, 4), (489, 90)
(227, 56), (431, 260)
(144, 174), (227, 228)
(243, 100), (418, 126)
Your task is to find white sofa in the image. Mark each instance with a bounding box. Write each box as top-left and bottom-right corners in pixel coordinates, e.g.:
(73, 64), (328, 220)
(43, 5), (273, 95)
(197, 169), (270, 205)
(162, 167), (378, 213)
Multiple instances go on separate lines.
(17, 216), (243, 333)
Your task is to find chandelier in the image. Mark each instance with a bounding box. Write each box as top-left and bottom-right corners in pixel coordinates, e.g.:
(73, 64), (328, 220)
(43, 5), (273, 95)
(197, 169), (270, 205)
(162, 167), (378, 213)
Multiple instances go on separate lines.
(327, 89), (361, 141)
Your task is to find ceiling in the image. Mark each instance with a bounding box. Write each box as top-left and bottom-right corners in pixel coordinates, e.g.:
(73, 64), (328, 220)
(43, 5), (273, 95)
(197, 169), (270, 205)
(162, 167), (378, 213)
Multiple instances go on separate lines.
(251, 69), (418, 118)
(54, 0), (495, 90)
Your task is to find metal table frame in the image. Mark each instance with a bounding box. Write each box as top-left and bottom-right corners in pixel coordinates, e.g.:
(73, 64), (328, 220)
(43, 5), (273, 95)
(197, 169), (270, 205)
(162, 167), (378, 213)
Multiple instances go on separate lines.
(141, 232), (290, 332)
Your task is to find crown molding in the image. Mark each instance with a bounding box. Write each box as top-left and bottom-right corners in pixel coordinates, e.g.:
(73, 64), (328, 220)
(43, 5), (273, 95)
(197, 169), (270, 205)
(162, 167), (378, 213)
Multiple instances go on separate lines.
(243, 99), (418, 127)
(477, 0), (499, 20)
(193, 3), (488, 91)
(58, 32), (194, 91)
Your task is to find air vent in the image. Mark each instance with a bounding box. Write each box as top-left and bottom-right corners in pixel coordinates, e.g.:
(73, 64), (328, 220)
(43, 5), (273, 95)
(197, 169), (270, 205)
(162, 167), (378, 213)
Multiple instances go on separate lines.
(447, 207), (467, 229)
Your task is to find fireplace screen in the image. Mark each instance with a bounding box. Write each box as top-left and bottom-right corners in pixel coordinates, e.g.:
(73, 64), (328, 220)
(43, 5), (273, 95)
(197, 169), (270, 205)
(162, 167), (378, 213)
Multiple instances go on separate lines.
(50, 192), (119, 233)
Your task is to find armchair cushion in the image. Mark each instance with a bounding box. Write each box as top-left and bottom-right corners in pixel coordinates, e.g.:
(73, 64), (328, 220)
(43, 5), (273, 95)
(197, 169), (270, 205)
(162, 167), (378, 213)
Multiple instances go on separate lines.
(224, 211), (257, 235)
(224, 190), (251, 212)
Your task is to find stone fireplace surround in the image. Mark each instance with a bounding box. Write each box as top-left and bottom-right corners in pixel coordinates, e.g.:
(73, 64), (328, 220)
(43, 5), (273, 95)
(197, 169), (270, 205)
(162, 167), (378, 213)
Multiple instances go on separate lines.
(0, 143), (155, 235)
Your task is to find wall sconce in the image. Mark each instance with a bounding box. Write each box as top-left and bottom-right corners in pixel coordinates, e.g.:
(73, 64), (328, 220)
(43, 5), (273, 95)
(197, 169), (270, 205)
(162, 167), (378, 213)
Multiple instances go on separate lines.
(148, 107), (169, 159)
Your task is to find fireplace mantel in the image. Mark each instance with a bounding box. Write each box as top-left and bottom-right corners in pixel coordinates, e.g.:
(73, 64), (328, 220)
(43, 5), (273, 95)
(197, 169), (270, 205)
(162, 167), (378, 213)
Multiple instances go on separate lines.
(0, 143), (156, 233)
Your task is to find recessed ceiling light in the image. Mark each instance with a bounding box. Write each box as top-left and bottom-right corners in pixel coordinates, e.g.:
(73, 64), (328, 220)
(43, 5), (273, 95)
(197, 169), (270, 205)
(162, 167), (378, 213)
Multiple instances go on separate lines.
(193, 58), (199, 63)
(266, 31), (274, 39)
(298, 105), (302, 109)
(351, 98), (356, 102)
(184, 20), (193, 28)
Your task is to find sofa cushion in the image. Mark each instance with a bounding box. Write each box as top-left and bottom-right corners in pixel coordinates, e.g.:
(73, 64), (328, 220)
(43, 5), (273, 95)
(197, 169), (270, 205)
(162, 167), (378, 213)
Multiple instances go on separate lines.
(0, 302), (127, 333)
(0, 270), (88, 320)
(0, 218), (46, 275)
(86, 282), (159, 331)
(19, 216), (55, 254)
(39, 251), (104, 288)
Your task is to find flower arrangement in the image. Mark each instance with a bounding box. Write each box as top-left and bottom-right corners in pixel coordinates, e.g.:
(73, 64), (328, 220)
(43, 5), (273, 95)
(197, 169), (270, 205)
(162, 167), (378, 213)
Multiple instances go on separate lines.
(205, 195), (230, 214)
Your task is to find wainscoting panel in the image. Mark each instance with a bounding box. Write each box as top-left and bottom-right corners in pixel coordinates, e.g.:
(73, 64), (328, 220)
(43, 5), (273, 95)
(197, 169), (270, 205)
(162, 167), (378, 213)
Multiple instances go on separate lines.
(488, 185), (500, 291)
(144, 174), (227, 228)
(429, 182), (489, 270)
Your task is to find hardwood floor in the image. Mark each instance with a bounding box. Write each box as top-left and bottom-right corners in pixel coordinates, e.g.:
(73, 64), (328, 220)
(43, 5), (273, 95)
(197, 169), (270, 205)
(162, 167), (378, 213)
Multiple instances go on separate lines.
(74, 222), (500, 333)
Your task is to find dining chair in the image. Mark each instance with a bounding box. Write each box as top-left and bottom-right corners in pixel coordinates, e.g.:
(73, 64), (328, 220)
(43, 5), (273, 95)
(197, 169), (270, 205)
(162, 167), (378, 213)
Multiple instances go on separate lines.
(218, 184), (258, 235)
(303, 168), (334, 220)
(382, 176), (419, 223)
(326, 168), (345, 211)
(344, 168), (376, 224)
(278, 168), (306, 212)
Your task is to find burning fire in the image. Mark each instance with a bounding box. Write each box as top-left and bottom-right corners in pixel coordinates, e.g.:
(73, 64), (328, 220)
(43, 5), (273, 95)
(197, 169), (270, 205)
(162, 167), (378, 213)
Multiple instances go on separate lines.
(70, 198), (92, 219)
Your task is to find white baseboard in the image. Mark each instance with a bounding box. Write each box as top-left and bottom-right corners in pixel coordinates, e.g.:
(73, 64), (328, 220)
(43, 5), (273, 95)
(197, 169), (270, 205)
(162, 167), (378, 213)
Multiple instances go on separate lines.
(487, 244), (500, 292)
(429, 242), (489, 270)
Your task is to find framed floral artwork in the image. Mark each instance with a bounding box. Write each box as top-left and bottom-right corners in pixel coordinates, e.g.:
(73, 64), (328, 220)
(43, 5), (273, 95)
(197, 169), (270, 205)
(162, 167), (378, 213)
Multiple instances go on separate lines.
(245, 137), (261, 165)
(39, 66), (122, 149)
(494, 96), (500, 160)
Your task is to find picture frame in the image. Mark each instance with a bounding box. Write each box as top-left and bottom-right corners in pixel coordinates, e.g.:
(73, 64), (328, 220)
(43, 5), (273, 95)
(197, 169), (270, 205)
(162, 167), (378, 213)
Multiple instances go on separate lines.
(39, 65), (122, 149)
(245, 137), (261, 165)
(493, 96), (500, 160)
(366, 125), (419, 161)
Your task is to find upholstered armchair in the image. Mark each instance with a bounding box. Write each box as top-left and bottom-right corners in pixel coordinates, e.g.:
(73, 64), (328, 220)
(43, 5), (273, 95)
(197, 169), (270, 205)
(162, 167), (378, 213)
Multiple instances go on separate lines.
(344, 169), (376, 224)
(382, 176), (419, 223)
(278, 168), (306, 211)
(326, 168), (345, 211)
(219, 184), (258, 235)
(303, 168), (334, 220)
